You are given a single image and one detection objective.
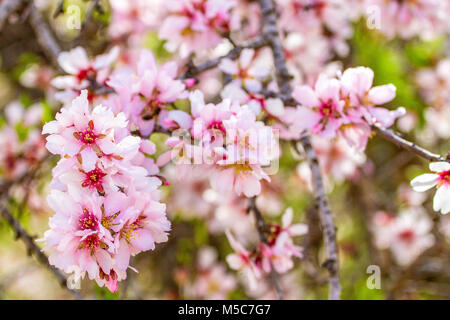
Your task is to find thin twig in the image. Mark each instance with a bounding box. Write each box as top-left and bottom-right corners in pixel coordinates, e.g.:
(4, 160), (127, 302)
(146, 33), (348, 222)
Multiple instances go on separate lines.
(247, 197), (284, 300)
(179, 36), (267, 79)
(0, 204), (82, 299)
(257, 0), (341, 299)
(28, 2), (62, 70)
(372, 125), (449, 163)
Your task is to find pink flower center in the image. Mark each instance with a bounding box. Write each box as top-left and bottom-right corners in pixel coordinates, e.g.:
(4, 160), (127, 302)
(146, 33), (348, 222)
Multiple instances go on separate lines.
(76, 67), (95, 83)
(82, 234), (100, 250)
(438, 170), (450, 186)
(319, 101), (337, 118)
(398, 229), (415, 244)
(80, 129), (97, 145)
(208, 120), (226, 134)
(267, 224), (282, 246)
(82, 167), (106, 191)
(78, 209), (99, 231)
(74, 120), (98, 145)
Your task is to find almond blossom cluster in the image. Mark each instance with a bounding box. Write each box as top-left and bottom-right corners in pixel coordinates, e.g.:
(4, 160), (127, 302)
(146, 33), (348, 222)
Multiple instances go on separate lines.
(363, 0), (448, 40)
(41, 90), (170, 292)
(0, 101), (46, 181)
(159, 90), (280, 198)
(158, 0), (239, 58)
(371, 209), (435, 266)
(225, 208), (307, 288)
(277, 0), (355, 57)
(182, 246), (237, 299)
(416, 59), (450, 142)
(106, 50), (187, 136)
(51, 46), (119, 103)
(284, 66), (405, 150)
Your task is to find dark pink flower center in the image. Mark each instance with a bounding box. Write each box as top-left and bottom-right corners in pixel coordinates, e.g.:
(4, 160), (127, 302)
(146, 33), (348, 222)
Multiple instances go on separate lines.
(267, 224), (282, 246)
(80, 129), (97, 145)
(74, 120), (98, 145)
(78, 209), (99, 231)
(398, 229), (415, 244)
(319, 101), (337, 118)
(82, 234), (100, 250)
(438, 170), (450, 186)
(76, 67), (95, 83)
(208, 120), (226, 134)
(82, 167), (106, 191)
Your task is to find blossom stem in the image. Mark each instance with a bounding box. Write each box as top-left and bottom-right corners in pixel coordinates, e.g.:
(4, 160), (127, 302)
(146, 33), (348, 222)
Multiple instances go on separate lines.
(372, 125), (450, 163)
(179, 36), (268, 79)
(257, 0), (341, 300)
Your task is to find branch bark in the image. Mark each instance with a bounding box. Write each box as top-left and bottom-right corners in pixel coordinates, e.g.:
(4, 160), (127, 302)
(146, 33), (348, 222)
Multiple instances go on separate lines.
(257, 0), (341, 299)
(179, 36), (267, 79)
(28, 2), (62, 70)
(0, 204), (82, 299)
(372, 125), (450, 163)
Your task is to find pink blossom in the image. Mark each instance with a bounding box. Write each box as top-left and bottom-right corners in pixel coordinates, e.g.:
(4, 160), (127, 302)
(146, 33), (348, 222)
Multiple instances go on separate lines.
(159, 0), (238, 58)
(225, 230), (261, 289)
(372, 209), (435, 266)
(107, 50), (186, 136)
(219, 48), (270, 92)
(51, 46), (119, 102)
(42, 90), (128, 171)
(364, 0), (448, 40)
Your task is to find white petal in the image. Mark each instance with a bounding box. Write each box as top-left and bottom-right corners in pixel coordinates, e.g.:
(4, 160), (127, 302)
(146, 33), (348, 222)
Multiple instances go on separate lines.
(429, 162), (450, 172)
(410, 174), (439, 192)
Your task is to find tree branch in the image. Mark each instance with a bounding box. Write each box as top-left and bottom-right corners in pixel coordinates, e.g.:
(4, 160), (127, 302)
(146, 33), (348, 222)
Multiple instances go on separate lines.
(0, 204), (82, 299)
(247, 197), (284, 300)
(372, 125), (450, 163)
(257, 0), (341, 299)
(28, 2), (62, 70)
(179, 36), (267, 79)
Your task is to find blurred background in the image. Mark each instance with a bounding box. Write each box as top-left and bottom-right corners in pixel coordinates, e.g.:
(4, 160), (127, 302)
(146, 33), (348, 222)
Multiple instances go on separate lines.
(0, 0), (449, 299)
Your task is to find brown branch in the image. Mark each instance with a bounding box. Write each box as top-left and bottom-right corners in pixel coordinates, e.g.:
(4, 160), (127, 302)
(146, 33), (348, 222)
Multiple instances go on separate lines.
(179, 36), (267, 79)
(0, 204), (82, 299)
(257, 0), (341, 299)
(372, 125), (449, 163)
(247, 197), (284, 300)
(0, 0), (26, 31)
(28, 2), (62, 70)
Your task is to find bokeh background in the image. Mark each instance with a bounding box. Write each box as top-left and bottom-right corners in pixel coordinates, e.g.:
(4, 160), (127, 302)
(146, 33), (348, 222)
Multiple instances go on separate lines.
(0, 0), (449, 299)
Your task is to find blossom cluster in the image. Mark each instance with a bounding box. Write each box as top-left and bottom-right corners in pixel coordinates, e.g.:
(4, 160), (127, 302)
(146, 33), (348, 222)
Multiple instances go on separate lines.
(0, 101), (46, 181)
(158, 0), (239, 58)
(225, 208), (307, 288)
(372, 209), (434, 266)
(159, 90), (280, 198)
(283, 66), (405, 151)
(41, 90), (170, 292)
(364, 0), (449, 40)
(51, 46), (119, 103)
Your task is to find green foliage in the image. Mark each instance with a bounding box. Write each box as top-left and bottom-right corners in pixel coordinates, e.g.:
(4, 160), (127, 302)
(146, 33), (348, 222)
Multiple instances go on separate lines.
(352, 22), (428, 123)
(144, 33), (172, 62)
